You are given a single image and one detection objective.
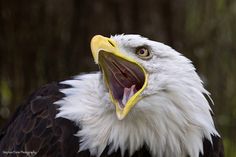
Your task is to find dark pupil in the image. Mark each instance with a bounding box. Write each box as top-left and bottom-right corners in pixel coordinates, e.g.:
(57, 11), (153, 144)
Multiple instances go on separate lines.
(140, 49), (145, 54)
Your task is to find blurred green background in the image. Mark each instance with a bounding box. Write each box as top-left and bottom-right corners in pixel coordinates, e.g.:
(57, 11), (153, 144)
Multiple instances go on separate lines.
(0, 0), (235, 156)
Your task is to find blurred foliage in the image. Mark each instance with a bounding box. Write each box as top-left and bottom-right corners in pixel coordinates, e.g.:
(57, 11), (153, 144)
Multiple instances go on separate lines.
(0, 0), (235, 156)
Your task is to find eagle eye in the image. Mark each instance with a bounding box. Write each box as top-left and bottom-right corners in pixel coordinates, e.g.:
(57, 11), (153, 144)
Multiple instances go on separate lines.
(135, 47), (152, 59)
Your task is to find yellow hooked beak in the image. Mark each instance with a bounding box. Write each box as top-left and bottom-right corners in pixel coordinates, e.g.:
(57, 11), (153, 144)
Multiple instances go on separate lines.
(90, 35), (148, 120)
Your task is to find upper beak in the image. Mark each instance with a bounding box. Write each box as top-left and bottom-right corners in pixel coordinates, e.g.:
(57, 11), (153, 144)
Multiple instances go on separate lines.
(91, 35), (118, 64)
(90, 35), (147, 120)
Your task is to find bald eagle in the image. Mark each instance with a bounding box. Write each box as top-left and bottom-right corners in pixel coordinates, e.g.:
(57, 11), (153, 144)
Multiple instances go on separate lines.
(0, 35), (224, 157)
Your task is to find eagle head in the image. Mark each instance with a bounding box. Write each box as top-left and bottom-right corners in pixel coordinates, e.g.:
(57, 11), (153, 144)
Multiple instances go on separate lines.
(91, 35), (207, 120)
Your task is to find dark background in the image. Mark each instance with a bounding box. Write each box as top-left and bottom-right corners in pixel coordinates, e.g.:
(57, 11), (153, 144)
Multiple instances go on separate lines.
(0, 0), (235, 156)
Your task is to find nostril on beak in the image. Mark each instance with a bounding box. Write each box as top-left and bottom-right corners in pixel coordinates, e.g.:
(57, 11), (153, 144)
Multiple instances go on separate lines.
(108, 40), (115, 47)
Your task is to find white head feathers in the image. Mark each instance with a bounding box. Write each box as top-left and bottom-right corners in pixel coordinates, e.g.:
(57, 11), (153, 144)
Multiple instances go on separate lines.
(56, 34), (219, 157)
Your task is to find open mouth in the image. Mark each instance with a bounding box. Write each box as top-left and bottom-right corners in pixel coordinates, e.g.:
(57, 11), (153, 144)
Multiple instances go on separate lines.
(98, 51), (145, 110)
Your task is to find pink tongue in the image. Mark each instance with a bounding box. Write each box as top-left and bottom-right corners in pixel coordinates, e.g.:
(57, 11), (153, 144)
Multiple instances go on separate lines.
(121, 85), (137, 107)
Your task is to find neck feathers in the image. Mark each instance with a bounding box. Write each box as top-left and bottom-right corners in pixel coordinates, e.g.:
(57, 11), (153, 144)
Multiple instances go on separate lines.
(56, 73), (219, 157)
